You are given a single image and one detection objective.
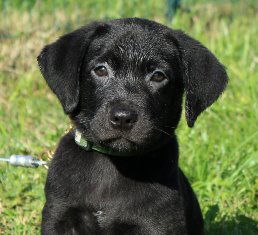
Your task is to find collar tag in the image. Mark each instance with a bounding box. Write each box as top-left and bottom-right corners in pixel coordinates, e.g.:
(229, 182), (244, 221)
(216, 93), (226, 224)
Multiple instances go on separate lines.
(75, 129), (92, 151)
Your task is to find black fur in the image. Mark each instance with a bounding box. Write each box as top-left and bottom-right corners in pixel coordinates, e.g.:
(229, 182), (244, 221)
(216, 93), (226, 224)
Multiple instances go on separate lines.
(38, 18), (228, 235)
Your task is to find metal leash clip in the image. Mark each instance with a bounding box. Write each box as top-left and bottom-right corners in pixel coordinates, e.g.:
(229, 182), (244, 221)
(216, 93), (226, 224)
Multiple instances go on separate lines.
(0, 155), (48, 168)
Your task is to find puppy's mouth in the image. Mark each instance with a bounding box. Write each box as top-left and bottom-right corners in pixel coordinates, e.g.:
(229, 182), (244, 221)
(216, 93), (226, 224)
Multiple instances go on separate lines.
(99, 136), (141, 153)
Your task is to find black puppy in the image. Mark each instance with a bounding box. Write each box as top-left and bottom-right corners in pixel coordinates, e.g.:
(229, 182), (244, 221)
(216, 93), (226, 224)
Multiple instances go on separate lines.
(38, 18), (228, 235)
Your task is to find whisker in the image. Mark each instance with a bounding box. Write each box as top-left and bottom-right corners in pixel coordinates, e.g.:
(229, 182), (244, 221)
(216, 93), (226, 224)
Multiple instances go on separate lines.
(153, 127), (174, 138)
(161, 124), (177, 129)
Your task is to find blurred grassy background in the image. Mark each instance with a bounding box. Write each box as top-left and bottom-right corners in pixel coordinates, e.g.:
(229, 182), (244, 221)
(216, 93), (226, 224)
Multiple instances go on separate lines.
(0, 0), (257, 234)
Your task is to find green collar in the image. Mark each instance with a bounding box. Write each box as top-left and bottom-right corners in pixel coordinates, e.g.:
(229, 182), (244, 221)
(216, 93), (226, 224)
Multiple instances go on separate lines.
(74, 129), (141, 157)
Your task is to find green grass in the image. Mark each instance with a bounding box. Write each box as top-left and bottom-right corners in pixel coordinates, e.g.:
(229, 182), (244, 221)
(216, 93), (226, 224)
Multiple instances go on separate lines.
(0, 0), (257, 234)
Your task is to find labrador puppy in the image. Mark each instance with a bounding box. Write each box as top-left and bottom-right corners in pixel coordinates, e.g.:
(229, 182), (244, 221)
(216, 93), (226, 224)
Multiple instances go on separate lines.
(38, 18), (228, 235)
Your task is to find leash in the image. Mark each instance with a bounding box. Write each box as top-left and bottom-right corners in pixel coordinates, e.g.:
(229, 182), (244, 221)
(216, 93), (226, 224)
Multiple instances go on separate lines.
(0, 155), (48, 168)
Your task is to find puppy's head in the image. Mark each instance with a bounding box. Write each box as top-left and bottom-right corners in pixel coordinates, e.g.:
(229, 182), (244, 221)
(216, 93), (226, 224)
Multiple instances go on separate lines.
(38, 18), (228, 154)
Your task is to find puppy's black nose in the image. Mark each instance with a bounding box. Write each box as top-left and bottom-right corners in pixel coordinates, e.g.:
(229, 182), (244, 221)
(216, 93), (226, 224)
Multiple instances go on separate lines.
(110, 106), (138, 130)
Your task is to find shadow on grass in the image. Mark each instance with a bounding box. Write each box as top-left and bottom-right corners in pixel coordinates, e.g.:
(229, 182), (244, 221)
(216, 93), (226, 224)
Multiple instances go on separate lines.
(204, 205), (258, 235)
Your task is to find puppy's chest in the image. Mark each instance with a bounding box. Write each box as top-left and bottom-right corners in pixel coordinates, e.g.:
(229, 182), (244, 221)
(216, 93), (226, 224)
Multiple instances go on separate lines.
(63, 177), (184, 234)
(50, 153), (185, 233)
(67, 190), (183, 235)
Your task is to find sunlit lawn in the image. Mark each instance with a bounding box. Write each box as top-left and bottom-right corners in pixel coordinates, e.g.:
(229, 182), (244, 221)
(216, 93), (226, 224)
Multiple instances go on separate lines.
(0, 0), (257, 234)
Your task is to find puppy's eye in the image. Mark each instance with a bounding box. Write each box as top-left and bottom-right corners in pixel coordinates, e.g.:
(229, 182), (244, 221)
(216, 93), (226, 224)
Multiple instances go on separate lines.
(94, 66), (108, 77)
(150, 71), (167, 82)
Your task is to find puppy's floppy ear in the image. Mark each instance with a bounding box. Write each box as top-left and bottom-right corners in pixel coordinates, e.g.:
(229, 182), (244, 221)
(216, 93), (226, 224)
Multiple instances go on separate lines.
(37, 22), (109, 114)
(171, 30), (228, 127)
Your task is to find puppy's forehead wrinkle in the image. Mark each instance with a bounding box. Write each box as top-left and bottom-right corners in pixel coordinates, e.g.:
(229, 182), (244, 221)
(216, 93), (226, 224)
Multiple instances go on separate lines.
(112, 31), (157, 59)
(117, 45), (124, 53)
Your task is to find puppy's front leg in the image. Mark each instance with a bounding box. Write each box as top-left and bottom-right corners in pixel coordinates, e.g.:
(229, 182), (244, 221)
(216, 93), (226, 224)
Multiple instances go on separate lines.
(41, 202), (75, 235)
(42, 202), (100, 235)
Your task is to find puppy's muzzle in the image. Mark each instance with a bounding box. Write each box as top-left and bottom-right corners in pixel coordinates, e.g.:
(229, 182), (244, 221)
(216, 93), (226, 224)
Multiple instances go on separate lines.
(109, 104), (138, 131)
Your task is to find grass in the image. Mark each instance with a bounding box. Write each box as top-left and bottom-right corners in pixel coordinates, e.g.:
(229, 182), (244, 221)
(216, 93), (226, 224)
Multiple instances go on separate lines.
(0, 0), (257, 234)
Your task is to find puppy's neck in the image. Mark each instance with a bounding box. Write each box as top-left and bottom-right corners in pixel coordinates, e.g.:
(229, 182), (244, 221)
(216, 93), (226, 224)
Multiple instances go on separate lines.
(107, 138), (179, 184)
